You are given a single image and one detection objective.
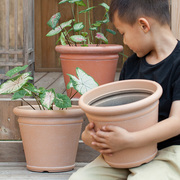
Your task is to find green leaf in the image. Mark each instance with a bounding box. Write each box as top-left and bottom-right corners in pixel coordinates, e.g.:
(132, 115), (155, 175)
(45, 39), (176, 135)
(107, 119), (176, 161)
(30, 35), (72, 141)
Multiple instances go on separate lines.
(59, 0), (68, 4)
(47, 12), (61, 29)
(89, 27), (98, 31)
(99, 3), (109, 11)
(54, 93), (72, 109)
(70, 35), (86, 43)
(12, 89), (28, 100)
(106, 29), (116, 35)
(81, 32), (88, 37)
(95, 32), (108, 44)
(40, 89), (56, 110)
(67, 67), (99, 95)
(92, 21), (102, 27)
(73, 22), (84, 32)
(0, 72), (33, 94)
(6, 65), (28, 77)
(76, 0), (86, 6)
(60, 32), (67, 45)
(79, 6), (95, 14)
(68, 0), (81, 3)
(24, 82), (40, 94)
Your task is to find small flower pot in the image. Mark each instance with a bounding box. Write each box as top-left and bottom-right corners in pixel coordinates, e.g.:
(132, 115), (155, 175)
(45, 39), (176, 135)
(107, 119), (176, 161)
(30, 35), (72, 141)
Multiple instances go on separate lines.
(13, 105), (84, 172)
(79, 79), (163, 168)
(55, 44), (123, 98)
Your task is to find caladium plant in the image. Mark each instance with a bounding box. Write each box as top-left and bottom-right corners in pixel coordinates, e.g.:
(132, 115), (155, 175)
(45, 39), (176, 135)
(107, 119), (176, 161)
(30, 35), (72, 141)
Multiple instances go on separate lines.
(46, 0), (116, 46)
(0, 65), (98, 110)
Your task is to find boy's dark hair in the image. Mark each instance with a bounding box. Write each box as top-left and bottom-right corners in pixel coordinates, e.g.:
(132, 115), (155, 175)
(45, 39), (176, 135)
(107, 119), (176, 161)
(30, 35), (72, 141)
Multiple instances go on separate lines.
(109, 0), (170, 26)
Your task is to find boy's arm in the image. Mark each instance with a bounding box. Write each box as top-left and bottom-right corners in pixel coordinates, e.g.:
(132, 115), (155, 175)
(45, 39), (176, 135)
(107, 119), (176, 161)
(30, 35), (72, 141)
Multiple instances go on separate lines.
(91, 100), (180, 154)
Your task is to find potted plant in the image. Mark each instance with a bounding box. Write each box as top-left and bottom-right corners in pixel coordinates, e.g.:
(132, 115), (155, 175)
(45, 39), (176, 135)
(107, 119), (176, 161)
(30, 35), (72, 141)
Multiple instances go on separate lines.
(79, 79), (163, 168)
(46, 0), (123, 98)
(0, 65), (98, 172)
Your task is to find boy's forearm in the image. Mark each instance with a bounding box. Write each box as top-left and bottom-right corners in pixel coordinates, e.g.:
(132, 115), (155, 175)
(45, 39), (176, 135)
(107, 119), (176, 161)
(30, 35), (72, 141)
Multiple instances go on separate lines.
(131, 101), (180, 148)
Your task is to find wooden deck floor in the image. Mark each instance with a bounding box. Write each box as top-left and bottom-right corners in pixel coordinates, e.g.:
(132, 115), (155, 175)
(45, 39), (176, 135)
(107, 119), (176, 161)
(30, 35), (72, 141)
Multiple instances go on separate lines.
(34, 71), (120, 92)
(0, 162), (86, 180)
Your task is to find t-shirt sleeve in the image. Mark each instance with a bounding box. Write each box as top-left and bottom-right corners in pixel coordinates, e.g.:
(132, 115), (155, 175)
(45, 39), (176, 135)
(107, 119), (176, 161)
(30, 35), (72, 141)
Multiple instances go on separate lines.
(172, 65), (180, 101)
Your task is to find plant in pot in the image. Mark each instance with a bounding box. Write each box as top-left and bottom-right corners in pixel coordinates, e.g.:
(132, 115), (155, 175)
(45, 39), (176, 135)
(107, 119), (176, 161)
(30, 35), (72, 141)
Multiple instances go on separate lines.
(46, 0), (123, 98)
(0, 65), (98, 172)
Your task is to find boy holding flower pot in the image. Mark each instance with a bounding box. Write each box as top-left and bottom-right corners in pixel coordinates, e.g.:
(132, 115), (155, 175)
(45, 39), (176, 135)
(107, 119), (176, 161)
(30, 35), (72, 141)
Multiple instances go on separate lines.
(69, 0), (180, 179)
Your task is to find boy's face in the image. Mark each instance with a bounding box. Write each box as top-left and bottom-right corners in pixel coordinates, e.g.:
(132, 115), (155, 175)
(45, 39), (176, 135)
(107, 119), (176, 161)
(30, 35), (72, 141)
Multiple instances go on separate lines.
(113, 11), (152, 58)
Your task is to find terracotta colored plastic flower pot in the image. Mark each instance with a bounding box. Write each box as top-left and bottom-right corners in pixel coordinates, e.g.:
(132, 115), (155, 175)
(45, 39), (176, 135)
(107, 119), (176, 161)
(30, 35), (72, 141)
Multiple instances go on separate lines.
(13, 105), (84, 172)
(55, 44), (123, 98)
(79, 79), (163, 168)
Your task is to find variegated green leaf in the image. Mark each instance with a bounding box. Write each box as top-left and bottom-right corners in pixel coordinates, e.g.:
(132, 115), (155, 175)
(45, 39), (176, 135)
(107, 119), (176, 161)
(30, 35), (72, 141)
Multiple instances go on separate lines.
(60, 32), (66, 45)
(73, 22), (84, 32)
(79, 6), (95, 14)
(67, 80), (73, 90)
(99, 3), (109, 11)
(95, 32), (108, 44)
(0, 72), (33, 94)
(70, 35), (86, 43)
(59, 0), (68, 4)
(47, 12), (61, 29)
(46, 26), (63, 36)
(6, 65), (28, 77)
(46, 19), (73, 37)
(67, 67), (98, 95)
(40, 89), (56, 110)
(54, 93), (72, 109)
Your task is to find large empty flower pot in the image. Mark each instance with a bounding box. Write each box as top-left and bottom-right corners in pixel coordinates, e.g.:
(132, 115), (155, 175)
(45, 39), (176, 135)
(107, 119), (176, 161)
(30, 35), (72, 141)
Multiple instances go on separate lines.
(79, 79), (163, 168)
(13, 105), (84, 172)
(55, 44), (123, 98)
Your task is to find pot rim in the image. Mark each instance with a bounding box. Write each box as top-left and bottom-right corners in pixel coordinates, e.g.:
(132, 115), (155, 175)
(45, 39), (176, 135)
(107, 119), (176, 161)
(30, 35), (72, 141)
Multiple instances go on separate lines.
(79, 79), (163, 115)
(55, 44), (123, 54)
(13, 105), (84, 118)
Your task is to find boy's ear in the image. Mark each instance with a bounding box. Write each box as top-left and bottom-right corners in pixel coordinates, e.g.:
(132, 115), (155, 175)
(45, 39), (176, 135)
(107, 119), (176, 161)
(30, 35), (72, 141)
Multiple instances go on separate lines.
(138, 18), (150, 33)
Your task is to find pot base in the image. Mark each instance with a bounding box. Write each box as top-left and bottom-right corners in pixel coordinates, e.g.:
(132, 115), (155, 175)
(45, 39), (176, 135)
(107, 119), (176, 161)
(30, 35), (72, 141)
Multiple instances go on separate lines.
(104, 149), (157, 168)
(27, 164), (75, 173)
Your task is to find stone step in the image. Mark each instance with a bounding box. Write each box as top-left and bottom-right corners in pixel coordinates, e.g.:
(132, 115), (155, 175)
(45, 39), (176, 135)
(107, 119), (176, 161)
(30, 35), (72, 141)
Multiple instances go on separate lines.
(0, 162), (86, 180)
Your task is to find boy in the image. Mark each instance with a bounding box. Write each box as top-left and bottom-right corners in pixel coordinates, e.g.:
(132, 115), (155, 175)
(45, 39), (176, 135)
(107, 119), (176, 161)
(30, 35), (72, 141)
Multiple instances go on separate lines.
(69, 0), (180, 179)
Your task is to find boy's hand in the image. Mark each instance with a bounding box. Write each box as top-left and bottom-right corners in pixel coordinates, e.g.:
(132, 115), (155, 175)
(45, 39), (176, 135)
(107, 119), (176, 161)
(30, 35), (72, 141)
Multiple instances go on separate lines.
(81, 122), (100, 151)
(91, 125), (134, 155)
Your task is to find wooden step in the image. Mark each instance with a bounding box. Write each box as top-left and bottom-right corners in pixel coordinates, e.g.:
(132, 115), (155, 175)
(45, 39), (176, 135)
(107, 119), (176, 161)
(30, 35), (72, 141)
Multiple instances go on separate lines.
(0, 162), (87, 179)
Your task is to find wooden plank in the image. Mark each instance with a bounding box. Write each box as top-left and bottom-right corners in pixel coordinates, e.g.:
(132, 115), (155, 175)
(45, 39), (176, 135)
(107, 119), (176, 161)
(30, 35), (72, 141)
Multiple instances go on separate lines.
(34, 72), (48, 83)
(0, 141), (99, 163)
(171, 0), (180, 40)
(48, 74), (66, 93)
(0, 100), (21, 140)
(34, 72), (62, 89)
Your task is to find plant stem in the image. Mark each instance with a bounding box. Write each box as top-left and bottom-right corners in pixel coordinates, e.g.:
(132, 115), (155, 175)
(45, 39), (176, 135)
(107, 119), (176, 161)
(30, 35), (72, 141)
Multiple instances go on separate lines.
(70, 91), (78, 99)
(87, 0), (93, 43)
(21, 98), (36, 110)
(32, 93), (42, 110)
(71, 4), (75, 20)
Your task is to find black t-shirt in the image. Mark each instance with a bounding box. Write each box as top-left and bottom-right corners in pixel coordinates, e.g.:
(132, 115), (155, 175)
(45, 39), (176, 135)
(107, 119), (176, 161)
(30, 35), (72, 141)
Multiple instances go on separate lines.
(120, 40), (180, 150)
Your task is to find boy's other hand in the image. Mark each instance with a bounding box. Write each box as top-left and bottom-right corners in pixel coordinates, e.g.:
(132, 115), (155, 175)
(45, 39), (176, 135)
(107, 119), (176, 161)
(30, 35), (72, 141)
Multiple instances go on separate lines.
(91, 125), (134, 155)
